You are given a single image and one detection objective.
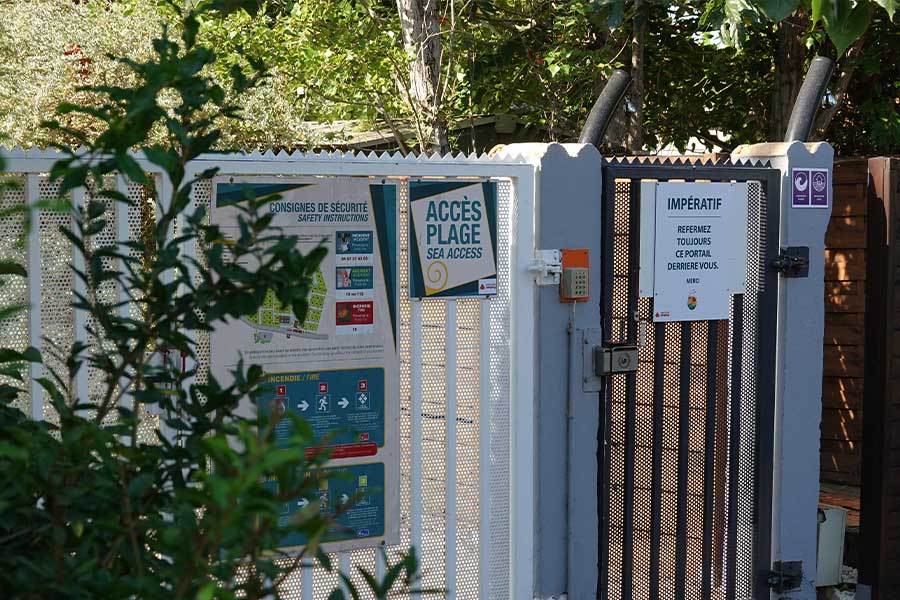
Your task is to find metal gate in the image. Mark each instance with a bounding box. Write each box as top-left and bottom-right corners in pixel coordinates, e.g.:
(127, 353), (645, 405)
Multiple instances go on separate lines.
(597, 158), (782, 600)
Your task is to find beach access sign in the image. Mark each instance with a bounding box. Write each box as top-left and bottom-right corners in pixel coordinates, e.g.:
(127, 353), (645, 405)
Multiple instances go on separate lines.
(209, 177), (399, 554)
(639, 182), (749, 322)
(409, 181), (498, 298)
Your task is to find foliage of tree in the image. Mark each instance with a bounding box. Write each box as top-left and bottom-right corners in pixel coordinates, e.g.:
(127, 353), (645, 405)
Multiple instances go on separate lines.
(0, 0), (318, 150)
(0, 0), (163, 148)
(0, 1), (421, 597)
(0, 0), (898, 155)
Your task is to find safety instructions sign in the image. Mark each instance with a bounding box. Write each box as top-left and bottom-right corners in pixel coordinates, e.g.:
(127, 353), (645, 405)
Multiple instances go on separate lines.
(261, 367), (385, 450)
(265, 462), (386, 547)
(640, 182), (749, 322)
(209, 177), (399, 552)
(409, 181), (498, 298)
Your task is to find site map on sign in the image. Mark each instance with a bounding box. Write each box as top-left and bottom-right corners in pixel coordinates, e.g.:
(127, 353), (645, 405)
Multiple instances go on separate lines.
(242, 267), (329, 341)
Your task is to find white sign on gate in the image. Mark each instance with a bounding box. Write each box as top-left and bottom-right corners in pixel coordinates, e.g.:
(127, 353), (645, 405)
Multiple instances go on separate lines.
(209, 177), (400, 553)
(640, 182), (749, 322)
(408, 181), (498, 298)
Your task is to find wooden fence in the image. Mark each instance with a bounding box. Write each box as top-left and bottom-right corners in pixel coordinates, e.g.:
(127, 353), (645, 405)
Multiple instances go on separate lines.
(822, 159), (868, 486)
(822, 156), (900, 599)
(859, 157), (900, 599)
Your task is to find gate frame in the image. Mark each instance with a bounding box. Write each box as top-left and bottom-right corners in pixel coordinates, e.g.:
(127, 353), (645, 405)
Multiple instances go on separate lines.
(734, 141), (835, 600)
(597, 158), (783, 600)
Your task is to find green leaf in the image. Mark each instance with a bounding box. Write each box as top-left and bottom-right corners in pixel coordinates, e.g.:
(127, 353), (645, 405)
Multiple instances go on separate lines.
(872, 0), (898, 20)
(812, 0), (826, 23)
(0, 441), (28, 461)
(200, 0), (265, 18)
(724, 0), (752, 22)
(0, 347), (41, 364)
(142, 145), (177, 174)
(0, 260), (26, 277)
(824, 0), (872, 55)
(116, 154), (148, 186)
(128, 473), (155, 497)
(339, 573), (361, 600)
(317, 548), (333, 571)
(195, 582), (216, 600)
(757, 0), (800, 20)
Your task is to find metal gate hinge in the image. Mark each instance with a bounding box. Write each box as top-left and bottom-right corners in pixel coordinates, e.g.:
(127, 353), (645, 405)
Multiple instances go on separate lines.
(528, 249), (562, 285)
(766, 560), (802, 593)
(771, 246), (809, 278)
(594, 344), (639, 376)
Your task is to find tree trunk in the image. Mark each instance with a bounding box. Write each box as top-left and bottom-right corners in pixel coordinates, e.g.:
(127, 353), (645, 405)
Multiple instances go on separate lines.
(769, 13), (808, 141)
(396, 0), (450, 154)
(627, 0), (647, 153)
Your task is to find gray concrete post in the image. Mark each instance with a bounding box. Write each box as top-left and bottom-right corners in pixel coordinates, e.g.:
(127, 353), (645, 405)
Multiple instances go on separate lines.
(733, 141), (834, 599)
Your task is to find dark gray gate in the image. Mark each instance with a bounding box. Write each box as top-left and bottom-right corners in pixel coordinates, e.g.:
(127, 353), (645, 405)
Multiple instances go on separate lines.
(598, 158), (781, 600)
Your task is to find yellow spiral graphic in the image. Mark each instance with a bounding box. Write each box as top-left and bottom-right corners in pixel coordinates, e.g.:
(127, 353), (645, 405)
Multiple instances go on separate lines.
(425, 260), (449, 294)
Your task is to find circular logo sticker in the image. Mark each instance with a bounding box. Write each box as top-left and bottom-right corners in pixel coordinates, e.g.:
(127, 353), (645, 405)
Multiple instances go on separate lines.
(687, 292), (698, 310)
(812, 171), (827, 192)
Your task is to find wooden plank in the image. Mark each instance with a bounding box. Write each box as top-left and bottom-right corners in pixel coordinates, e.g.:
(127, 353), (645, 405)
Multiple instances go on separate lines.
(826, 280), (864, 296)
(826, 280), (866, 313)
(827, 292), (866, 313)
(824, 312), (866, 345)
(820, 448), (862, 475)
(821, 407), (864, 440)
(821, 471), (863, 485)
(832, 183), (868, 217)
(822, 376), (864, 409)
(821, 438), (862, 453)
(825, 249), (867, 281)
(833, 162), (869, 185)
(871, 158), (900, 598)
(887, 447), (900, 467)
(825, 216), (867, 249)
(891, 302), (900, 326)
(824, 345), (865, 378)
(892, 332), (900, 361)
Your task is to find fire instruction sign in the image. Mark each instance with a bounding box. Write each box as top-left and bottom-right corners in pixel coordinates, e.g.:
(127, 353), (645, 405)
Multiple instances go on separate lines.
(265, 462), (386, 546)
(209, 177), (400, 553)
(259, 367), (386, 449)
(409, 181), (498, 298)
(640, 182), (749, 323)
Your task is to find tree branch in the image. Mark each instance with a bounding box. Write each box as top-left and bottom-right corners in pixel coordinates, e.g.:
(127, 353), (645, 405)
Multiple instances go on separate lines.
(812, 34), (868, 142)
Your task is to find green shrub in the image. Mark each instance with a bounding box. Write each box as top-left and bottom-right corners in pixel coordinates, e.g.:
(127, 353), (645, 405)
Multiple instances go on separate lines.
(0, 2), (421, 598)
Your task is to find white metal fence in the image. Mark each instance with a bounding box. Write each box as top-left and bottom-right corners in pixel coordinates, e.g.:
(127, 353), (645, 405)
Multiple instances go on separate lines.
(0, 148), (540, 600)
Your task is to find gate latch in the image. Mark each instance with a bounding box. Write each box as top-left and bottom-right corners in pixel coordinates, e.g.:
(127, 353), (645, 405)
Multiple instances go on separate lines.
(771, 247), (809, 278)
(766, 560), (802, 593)
(528, 249), (562, 286)
(594, 344), (640, 376)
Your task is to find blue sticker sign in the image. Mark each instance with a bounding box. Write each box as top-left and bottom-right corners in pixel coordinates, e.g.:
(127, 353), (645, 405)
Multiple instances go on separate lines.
(268, 462), (386, 547)
(336, 231), (374, 255)
(261, 367), (385, 449)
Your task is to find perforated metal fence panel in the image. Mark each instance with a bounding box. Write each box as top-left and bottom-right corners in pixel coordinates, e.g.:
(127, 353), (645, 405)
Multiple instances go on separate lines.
(189, 174), (516, 600)
(1, 149), (537, 600)
(598, 159), (780, 600)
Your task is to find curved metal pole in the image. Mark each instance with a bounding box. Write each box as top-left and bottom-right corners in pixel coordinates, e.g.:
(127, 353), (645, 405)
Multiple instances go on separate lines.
(578, 69), (633, 148)
(784, 56), (834, 143)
